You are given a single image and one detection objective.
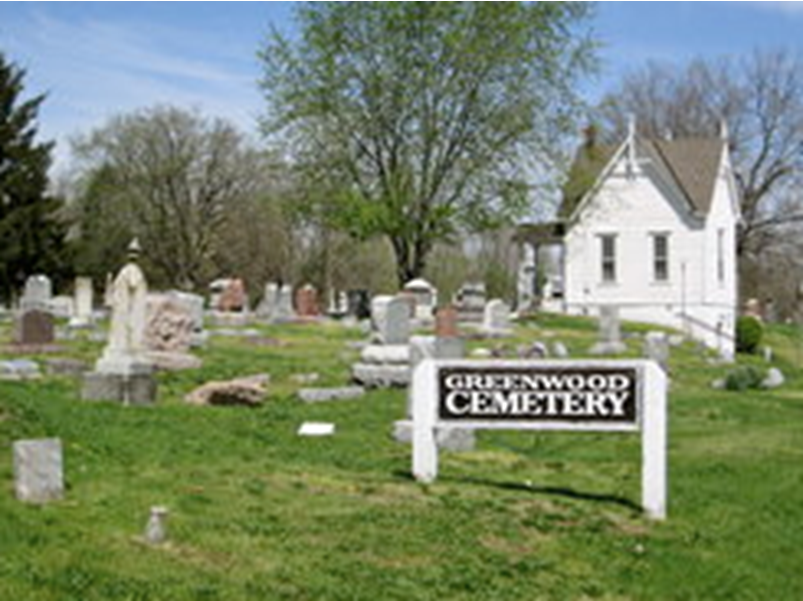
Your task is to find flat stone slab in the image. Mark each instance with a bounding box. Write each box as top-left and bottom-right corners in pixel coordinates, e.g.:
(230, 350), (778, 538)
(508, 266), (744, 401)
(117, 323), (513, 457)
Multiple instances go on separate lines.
(44, 357), (89, 377)
(298, 386), (365, 403)
(0, 359), (41, 380)
(351, 363), (410, 388)
(392, 420), (476, 451)
(360, 344), (410, 365)
(589, 341), (628, 355)
(13, 438), (64, 503)
(297, 422), (335, 436)
(146, 351), (203, 371)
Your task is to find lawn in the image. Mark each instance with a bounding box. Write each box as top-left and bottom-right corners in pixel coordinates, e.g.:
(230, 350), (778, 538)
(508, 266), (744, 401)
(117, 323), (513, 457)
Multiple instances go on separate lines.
(0, 314), (801, 600)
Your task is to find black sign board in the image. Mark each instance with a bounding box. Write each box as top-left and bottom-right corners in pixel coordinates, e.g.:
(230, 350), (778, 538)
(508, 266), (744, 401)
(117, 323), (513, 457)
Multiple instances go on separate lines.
(438, 366), (639, 425)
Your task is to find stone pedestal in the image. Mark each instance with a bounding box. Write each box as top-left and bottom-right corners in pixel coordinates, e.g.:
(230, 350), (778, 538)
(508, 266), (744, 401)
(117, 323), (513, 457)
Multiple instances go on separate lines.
(82, 371), (157, 405)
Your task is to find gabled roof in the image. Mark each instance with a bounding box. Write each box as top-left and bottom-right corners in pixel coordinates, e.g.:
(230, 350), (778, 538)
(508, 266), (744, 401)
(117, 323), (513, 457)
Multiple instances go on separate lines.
(559, 135), (726, 221)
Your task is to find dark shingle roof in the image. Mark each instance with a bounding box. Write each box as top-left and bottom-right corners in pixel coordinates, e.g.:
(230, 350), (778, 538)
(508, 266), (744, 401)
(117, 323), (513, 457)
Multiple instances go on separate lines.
(558, 136), (725, 220)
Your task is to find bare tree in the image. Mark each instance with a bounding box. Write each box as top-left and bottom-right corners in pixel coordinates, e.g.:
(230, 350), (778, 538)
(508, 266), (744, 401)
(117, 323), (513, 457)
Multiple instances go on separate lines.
(600, 50), (803, 260)
(71, 106), (270, 290)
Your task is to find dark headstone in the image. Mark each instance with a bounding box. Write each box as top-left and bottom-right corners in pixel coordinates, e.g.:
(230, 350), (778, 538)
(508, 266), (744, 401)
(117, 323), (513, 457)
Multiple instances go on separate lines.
(347, 290), (371, 320)
(14, 310), (54, 345)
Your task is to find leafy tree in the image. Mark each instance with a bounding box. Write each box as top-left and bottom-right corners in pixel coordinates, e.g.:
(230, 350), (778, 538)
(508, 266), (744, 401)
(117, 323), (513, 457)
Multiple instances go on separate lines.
(259, 2), (595, 286)
(0, 52), (70, 302)
(599, 50), (803, 260)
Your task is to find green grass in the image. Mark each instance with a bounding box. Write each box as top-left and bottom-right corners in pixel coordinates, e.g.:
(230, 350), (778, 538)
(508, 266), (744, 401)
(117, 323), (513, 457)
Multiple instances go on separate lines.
(0, 315), (802, 599)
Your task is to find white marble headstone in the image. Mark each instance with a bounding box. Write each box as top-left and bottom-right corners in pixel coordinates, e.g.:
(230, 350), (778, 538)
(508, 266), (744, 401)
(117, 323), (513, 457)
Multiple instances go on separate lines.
(13, 438), (64, 503)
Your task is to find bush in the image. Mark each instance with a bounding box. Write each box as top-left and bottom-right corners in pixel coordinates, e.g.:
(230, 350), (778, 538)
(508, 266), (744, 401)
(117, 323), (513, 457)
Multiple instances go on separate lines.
(736, 316), (763, 354)
(724, 365), (764, 391)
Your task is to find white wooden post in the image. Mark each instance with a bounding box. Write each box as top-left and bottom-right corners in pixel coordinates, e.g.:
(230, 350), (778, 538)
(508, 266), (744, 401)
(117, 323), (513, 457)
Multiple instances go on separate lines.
(641, 361), (667, 520)
(412, 360), (438, 482)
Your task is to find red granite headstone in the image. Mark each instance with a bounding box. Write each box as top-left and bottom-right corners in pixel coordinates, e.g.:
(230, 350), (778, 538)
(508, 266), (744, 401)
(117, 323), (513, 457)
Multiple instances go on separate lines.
(295, 285), (320, 317)
(15, 310), (55, 345)
(435, 304), (459, 338)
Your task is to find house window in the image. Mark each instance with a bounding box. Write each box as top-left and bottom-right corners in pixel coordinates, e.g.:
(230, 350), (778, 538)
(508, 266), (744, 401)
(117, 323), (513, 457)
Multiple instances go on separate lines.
(717, 229), (725, 284)
(653, 234), (669, 282)
(601, 235), (616, 283)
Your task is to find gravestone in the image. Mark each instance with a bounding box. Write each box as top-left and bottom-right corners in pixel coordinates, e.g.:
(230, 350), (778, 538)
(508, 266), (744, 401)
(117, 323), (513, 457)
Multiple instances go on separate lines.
(372, 296), (410, 345)
(435, 304), (459, 338)
(393, 334), (471, 449)
(69, 277), (94, 328)
(13, 438), (63, 503)
(403, 278), (437, 320)
(145, 506), (168, 545)
(256, 282), (278, 320)
(14, 309), (54, 346)
(352, 295), (412, 387)
(82, 240), (156, 404)
(454, 282), (486, 322)
(20, 275), (52, 312)
(219, 278), (247, 312)
(170, 291), (206, 347)
(590, 305), (627, 355)
(643, 331), (669, 372)
(347, 289), (371, 320)
(144, 294), (202, 370)
(481, 299), (512, 337)
(295, 284), (320, 317)
(48, 296), (74, 319)
(275, 284), (296, 322)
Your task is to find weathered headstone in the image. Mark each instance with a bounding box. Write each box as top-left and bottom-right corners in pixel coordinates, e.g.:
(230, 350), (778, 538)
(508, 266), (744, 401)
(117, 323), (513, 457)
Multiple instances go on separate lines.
(454, 282), (486, 322)
(275, 284), (296, 322)
(82, 240), (157, 404)
(590, 305), (627, 355)
(372, 296), (410, 345)
(145, 506), (168, 545)
(346, 289), (371, 320)
(256, 282), (278, 319)
(69, 277), (94, 328)
(643, 331), (669, 372)
(295, 284), (320, 317)
(169, 291), (206, 347)
(14, 309), (54, 346)
(352, 295), (413, 388)
(435, 305), (459, 338)
(20, 275), (52, 312)
(144, 294), (202, 370)
(393, 334), (471, 449)
(481, 299), (512, 336)
(13, 438), (63, 503)
(218, 278), (247, 312)
(403, 278), (438, 320)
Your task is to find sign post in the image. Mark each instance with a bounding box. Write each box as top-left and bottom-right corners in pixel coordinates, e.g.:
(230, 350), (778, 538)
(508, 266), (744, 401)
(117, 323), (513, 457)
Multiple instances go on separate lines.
(412, 359), (667, 520)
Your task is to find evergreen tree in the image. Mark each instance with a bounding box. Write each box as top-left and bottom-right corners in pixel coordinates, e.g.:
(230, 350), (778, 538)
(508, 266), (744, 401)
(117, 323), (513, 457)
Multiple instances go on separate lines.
(0, 52), (69, 302)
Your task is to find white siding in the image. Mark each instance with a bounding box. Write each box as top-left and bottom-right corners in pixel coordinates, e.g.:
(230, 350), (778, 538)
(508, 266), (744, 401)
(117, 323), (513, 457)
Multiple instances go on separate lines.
(562, 143), (738, 357)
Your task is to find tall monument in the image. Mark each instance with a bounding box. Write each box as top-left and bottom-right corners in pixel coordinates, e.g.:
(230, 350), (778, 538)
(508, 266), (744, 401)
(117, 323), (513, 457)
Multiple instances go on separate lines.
(82, 240), (157, 404)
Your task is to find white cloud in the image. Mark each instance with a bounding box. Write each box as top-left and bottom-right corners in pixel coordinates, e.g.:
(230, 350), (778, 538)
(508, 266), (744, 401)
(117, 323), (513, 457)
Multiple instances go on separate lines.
(0, 7), (265, 174)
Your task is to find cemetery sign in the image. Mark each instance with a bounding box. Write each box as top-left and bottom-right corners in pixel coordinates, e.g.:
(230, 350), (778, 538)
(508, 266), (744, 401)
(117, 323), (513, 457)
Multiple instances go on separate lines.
(412, 359), (667, 520)
(438, 365), (638, 426)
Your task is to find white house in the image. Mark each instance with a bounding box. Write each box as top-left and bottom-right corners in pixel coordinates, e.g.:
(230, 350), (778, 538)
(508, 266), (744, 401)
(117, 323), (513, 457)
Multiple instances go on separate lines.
(518, 123), (740, 358)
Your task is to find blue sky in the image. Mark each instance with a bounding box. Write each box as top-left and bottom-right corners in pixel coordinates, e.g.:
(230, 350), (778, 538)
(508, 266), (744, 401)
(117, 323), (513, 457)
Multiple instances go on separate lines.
(1, 2), (803, 173)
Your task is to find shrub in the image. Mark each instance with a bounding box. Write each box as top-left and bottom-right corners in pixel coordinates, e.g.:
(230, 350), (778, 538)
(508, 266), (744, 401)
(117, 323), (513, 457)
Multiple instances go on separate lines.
(736, 316), (763, 354)
(724, 365), (764, 391)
